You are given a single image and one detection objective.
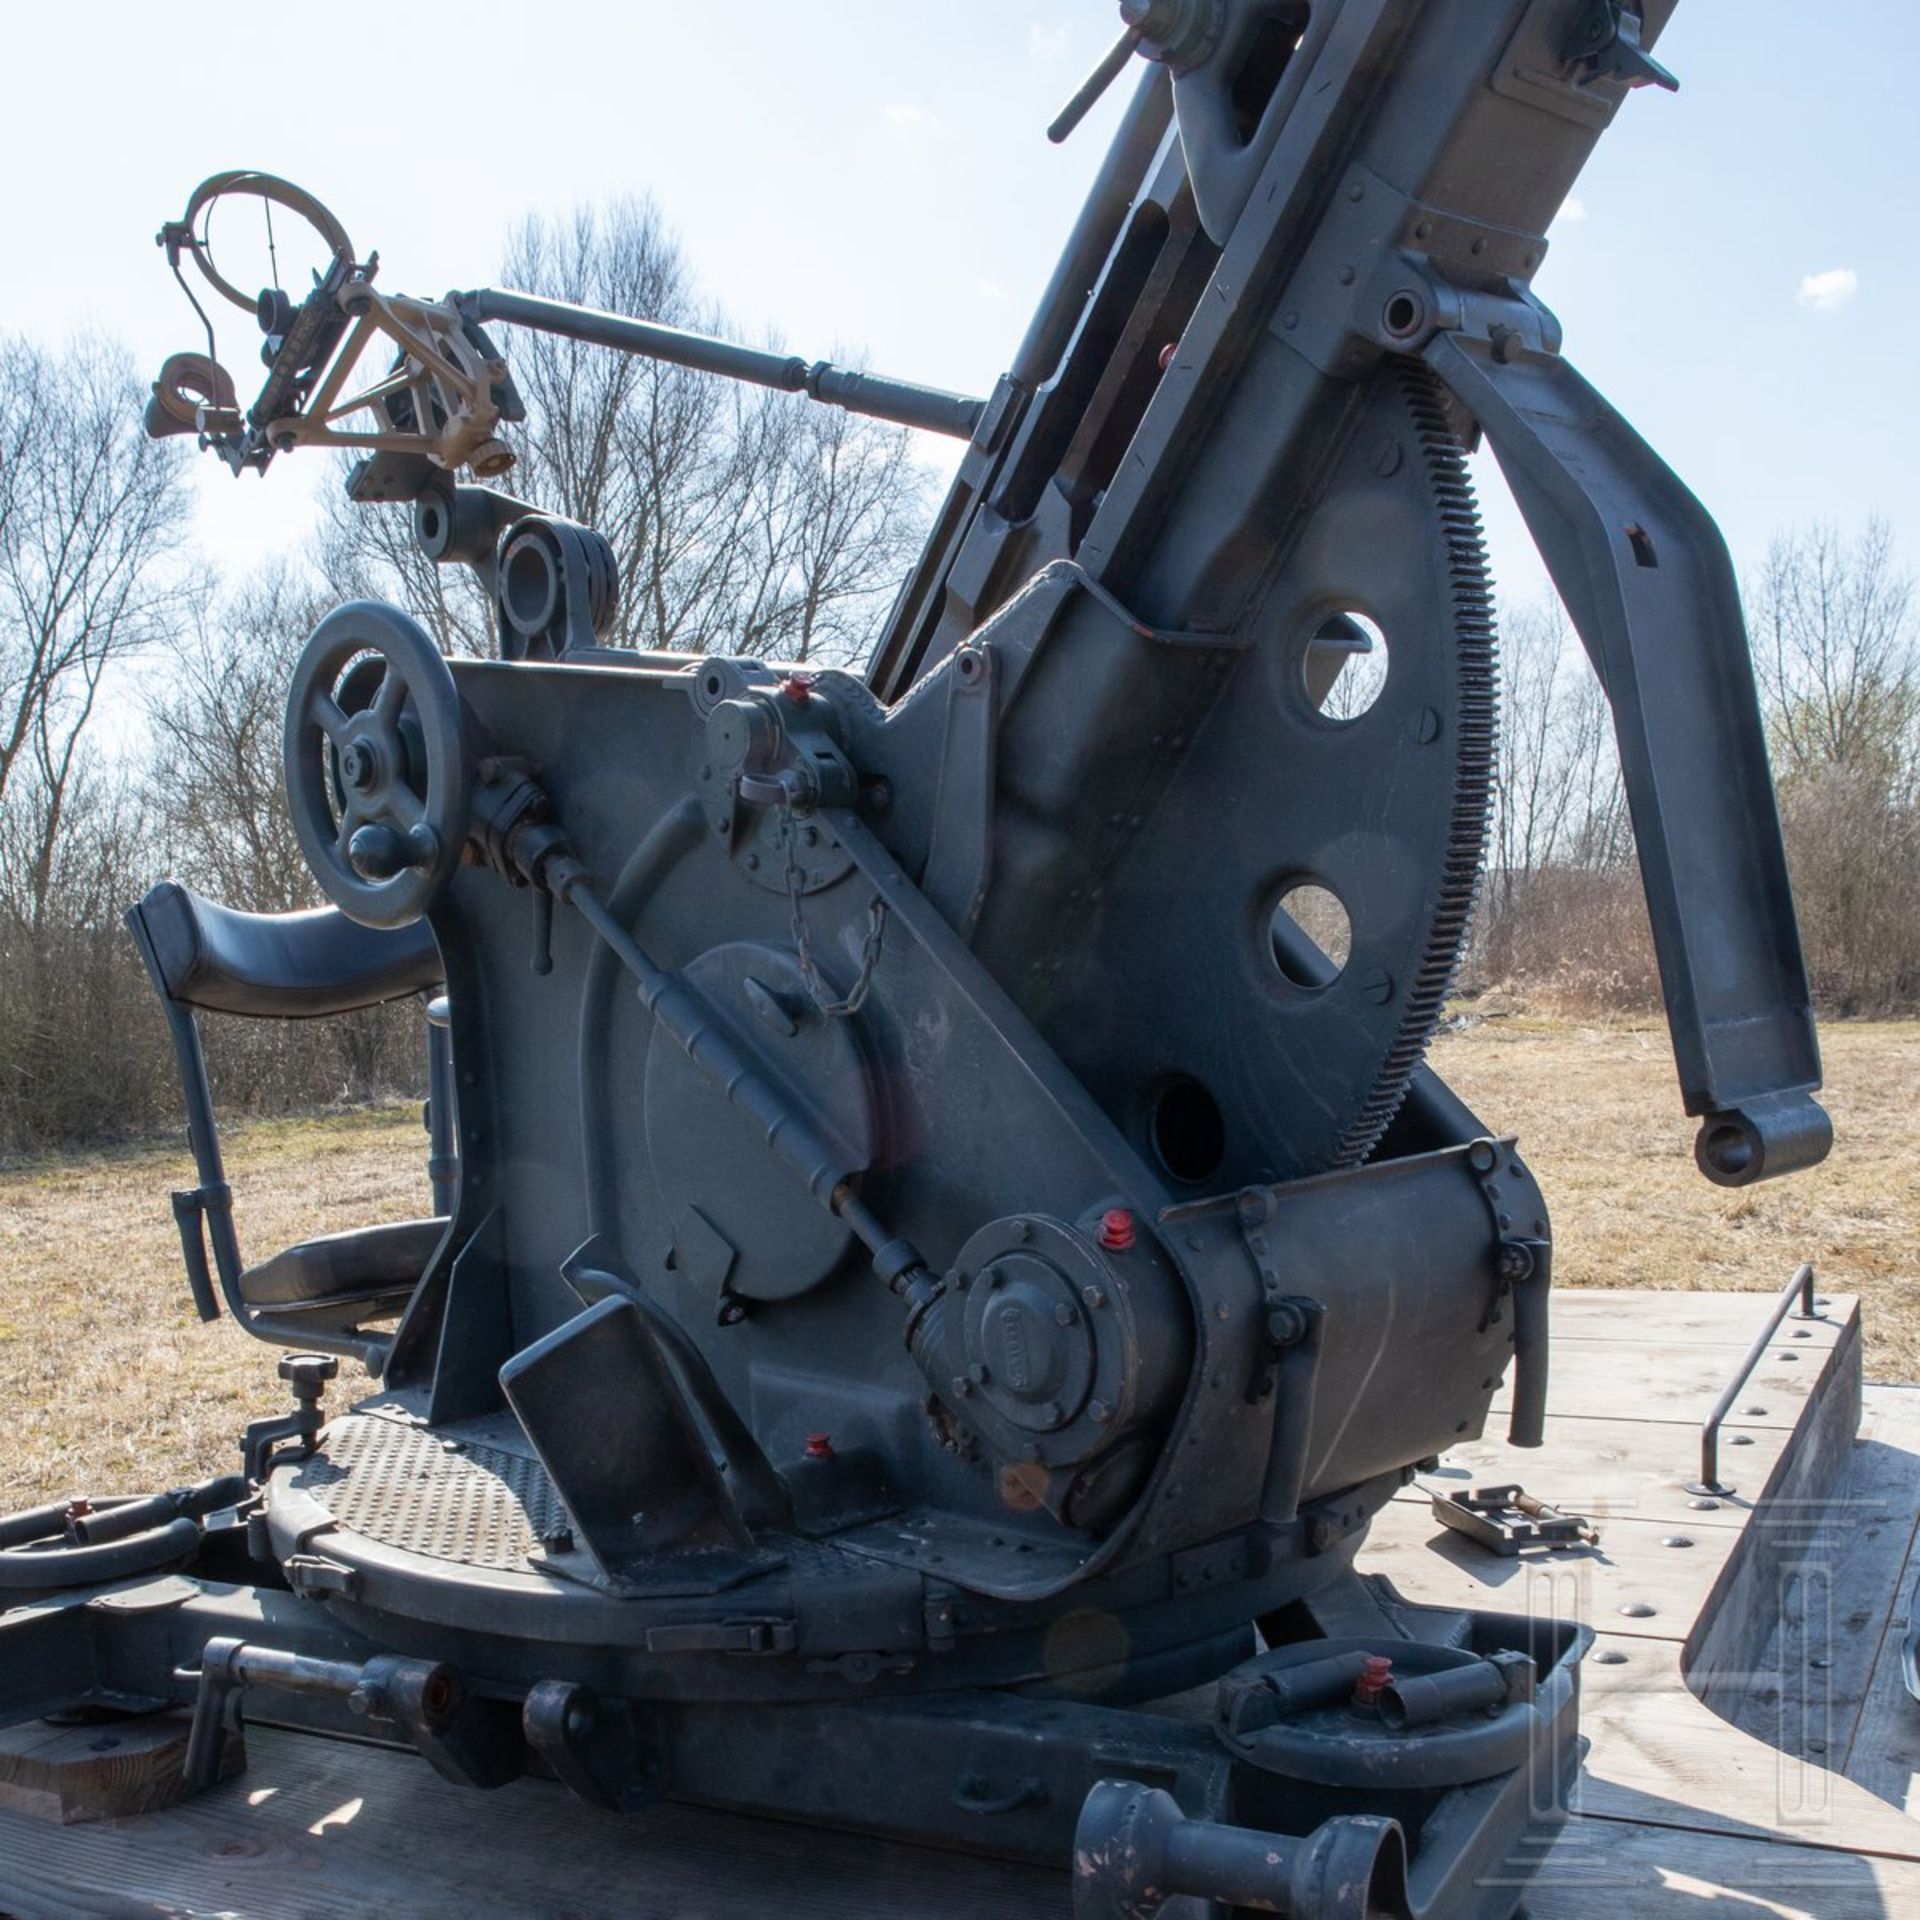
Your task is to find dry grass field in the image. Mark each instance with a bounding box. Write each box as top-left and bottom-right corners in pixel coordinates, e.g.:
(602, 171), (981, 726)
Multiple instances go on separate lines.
(1431, 1015), (1920, 1371)
(0, 1016), (1914, 1509)
(0, 1107), (428, 1510)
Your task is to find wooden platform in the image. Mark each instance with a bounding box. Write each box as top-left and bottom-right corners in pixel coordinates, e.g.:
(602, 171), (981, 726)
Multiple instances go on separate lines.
(1372, 1288), (1920, 1917)
(3, 1287), (1919, 1918)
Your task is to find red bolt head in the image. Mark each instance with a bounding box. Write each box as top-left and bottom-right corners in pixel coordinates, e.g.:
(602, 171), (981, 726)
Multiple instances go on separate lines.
(1352, 1654), (1394, 1707)
(781, 672), (817, 704)
(804, 1432), (834, 1459)
(1097, 1208), (1136, 1253)
(1157, 341), (1178, 371)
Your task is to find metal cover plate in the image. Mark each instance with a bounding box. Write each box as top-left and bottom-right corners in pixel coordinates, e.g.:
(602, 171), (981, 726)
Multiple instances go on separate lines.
(289, 1412), (564, 1572)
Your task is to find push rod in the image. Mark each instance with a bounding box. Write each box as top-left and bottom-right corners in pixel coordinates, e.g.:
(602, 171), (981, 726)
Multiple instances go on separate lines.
(460, 288), (986, 440)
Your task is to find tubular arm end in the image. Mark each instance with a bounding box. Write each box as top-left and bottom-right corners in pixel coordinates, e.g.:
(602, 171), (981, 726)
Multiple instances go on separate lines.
(1694, 1092), (1832, 1187)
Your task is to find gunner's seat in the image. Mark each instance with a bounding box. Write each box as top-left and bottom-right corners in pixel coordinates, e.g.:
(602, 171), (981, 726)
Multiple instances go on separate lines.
(127, 881), (452, 1353)
(131, 881), (442, 1020)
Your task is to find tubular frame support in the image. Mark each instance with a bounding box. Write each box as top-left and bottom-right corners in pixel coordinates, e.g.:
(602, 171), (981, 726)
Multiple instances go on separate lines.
(460, 289), (986, 440)
(0, 1509), (200, 1592)
(66, 1475), (248, 1548)
(1506, 1238), (1552, 1450)
(0, 1564), (1583, 1908)
(562, 880), (857, 1214)
(0, 1474), (244, 1593)
(1046, 27), (1147, 146)
(1425, 332), (1830, 1186)
(425, 997), (459, 1217)
(125, 909), (396, 1372)
(1694, 1262), (1820, 1496)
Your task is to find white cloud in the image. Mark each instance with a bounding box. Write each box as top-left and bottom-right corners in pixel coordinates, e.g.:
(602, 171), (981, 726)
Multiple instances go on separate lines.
(1552, 195), (1587, 226)
(1029, 23), (1069, 61)
(1796, 267), (1859, 313)
(883, 103), (942, 132)
(879, 102), (953, 158)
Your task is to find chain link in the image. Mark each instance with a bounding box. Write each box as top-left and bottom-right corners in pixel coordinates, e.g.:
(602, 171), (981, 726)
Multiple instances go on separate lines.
(782, 808), (886, 1018)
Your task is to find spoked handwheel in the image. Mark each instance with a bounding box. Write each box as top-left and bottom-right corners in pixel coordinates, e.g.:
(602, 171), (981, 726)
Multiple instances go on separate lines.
(283, 602), (471, 929)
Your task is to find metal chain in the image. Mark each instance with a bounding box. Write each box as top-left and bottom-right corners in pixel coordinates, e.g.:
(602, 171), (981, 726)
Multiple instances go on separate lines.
(782, 809), (887, 1018)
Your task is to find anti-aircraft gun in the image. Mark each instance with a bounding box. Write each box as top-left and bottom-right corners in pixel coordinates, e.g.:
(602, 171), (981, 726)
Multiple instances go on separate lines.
(0, 6), (1831, 1915)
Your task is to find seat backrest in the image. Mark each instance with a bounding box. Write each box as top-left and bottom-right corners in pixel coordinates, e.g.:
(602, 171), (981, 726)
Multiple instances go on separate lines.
(127, 881), (442, 1019)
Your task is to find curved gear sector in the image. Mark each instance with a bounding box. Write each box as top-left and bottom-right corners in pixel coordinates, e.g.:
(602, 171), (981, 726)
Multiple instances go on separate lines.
(1042, 361), (1497, 1186)
(1330, 364), (1496, 1164)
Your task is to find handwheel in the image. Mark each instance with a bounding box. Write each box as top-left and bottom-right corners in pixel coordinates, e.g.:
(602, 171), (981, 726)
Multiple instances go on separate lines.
(283, 602), (471, 929)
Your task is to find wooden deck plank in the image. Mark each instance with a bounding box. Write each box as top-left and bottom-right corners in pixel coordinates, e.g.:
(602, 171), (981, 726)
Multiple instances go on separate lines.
(1710, 1407), (1920, 1785)
(1366, 1505), (1747, 1644)
(1572, 1672), (1920, 1861)
(1847, 1585), (1920, 1820)
(1392, 1415), (1794, 1531)
(1535, 1290), (1850, 1350)
(0, 1724), (1064, 1920)
(0, 1708), (243, 1823)
(1489, 1333), (1836, 1427)
(1683, 1315), (1866, 1723)
(1835, 1387), (1920, 1818)
(1387, 1295), (1920, 1878)
(1523, 1814), (1920, 1918)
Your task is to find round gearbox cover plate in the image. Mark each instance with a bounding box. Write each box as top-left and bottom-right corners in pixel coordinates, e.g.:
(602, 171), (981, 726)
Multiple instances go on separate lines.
(644, 940), (876, 1303)
(962, 1248), (1096, 1434)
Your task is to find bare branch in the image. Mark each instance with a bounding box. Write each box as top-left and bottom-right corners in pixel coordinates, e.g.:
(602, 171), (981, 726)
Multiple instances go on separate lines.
(316, 200), (933, 666)
(0, 333), (192, 926)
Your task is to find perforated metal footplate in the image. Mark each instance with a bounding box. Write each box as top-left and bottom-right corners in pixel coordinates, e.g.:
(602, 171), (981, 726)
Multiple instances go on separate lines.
(290, 1412), (563, 1571)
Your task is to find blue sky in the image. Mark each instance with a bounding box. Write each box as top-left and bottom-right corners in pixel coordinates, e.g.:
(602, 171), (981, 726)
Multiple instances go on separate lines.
(6, 1), (1911, 611)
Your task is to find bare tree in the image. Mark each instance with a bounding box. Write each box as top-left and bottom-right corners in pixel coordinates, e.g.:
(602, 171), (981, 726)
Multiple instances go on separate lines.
(738, 398), (931, 663)
(1754, 519), (1917, 777)
(147, 566), (331, 913)
(318, 498), (493, 660)
(0, 749), (145, 933)
(1480, 596), (1628, 984)
(1752, 521), (1920, 1011)
(322, 198), (931, 666)
(0, 759), (172, 1147)
(140, 564), (426, 1110)
(0, 335), (191, 925)
(1480, 525), (1920, 1012)
(499, 199), (771, 654)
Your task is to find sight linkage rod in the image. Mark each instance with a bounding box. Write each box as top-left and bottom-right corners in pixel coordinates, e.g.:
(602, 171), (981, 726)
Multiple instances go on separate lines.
(458, 288), (986, 440)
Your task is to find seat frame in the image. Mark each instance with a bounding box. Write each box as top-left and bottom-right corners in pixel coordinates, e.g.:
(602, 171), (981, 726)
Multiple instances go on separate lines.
(126, 882), (456, 1368)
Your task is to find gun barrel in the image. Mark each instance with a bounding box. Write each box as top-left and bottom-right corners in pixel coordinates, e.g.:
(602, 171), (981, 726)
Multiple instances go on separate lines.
(460, 287), (985, 440)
